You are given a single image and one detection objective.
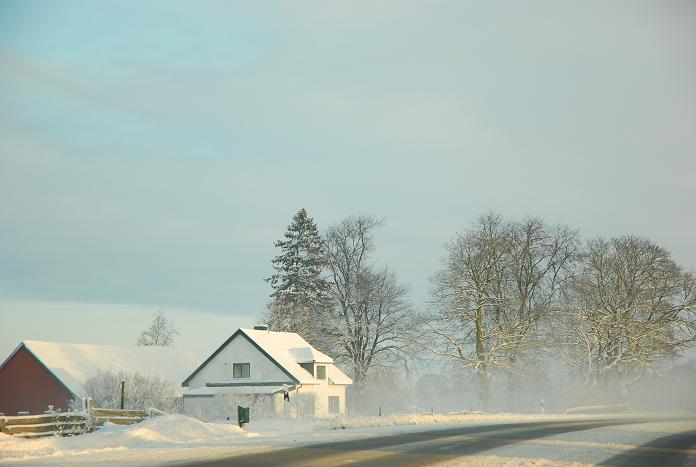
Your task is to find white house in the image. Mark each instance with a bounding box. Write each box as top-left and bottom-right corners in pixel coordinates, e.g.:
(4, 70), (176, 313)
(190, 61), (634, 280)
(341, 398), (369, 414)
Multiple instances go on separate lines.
(181, 327), (352, 419)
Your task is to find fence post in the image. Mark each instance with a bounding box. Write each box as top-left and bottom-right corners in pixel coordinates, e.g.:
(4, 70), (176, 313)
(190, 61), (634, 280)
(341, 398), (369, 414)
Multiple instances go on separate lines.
(87, 398), (95, 432)
(0, 415), (5, 433)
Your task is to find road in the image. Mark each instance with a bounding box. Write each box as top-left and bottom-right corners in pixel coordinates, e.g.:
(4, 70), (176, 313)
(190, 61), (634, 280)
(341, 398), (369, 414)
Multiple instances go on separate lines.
(180, 416), (696, 467)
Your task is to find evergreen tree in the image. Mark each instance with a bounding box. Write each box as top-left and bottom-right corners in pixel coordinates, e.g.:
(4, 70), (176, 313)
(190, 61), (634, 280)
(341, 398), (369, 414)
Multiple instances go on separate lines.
(265, 209), (328, 335)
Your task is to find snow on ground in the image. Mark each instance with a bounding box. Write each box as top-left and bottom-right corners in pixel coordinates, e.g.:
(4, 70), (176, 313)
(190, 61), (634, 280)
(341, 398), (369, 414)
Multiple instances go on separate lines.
(312, 411), (599, 430)
(2, 412), (690, 466)
(0, 412), (576, 465)
(0, 414), (257, 465)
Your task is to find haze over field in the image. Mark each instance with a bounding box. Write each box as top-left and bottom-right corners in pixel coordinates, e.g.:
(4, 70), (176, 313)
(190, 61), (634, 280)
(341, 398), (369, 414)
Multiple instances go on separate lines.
(1, 0), (695, 410)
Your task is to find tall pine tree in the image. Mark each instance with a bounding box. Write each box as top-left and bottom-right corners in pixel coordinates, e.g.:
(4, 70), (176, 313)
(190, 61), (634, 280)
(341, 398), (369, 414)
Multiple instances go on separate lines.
(265, 209), (328, 336)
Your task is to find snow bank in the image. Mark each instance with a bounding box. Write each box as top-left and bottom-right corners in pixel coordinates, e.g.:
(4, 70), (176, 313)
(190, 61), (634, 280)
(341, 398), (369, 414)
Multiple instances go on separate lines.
(313, 412), (577, 430)
(0, 414), (253, 462)
(564, 403), (631, 415)
(99, 414), (248, 443)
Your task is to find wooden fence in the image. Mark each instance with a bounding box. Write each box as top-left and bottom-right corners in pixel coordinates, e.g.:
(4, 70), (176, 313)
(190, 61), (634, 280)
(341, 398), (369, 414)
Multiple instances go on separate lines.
(0, 406), (163, 438)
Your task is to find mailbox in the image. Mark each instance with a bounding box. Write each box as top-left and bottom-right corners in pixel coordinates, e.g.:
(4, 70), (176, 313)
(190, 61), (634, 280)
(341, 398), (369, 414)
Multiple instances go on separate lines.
(237, 406), (250, 427)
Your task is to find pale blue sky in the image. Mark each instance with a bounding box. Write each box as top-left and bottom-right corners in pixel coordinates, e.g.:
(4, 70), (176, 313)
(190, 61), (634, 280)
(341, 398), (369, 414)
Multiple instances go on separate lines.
(1, 1), (695, 353)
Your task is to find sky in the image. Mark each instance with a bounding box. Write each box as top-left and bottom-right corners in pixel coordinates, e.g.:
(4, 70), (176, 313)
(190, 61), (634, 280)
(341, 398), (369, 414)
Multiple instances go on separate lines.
(1, 1), (695, 358)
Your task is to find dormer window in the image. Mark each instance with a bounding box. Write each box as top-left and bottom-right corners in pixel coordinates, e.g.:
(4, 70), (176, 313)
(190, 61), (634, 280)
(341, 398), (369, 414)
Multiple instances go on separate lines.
(316, 365), (326, 380)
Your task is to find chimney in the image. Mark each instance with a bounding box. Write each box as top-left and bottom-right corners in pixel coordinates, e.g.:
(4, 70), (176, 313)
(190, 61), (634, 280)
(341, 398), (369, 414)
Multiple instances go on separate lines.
(254, 325), (268, 331)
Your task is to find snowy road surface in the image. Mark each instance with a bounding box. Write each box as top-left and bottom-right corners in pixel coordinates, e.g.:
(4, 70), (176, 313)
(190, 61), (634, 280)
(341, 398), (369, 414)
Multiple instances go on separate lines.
(1, 414), (695, 466)
(180, 416), (696, 467)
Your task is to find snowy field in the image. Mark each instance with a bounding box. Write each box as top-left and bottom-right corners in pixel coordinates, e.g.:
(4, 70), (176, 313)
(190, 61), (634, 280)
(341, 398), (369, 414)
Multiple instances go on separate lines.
(1, 412), (694, 466)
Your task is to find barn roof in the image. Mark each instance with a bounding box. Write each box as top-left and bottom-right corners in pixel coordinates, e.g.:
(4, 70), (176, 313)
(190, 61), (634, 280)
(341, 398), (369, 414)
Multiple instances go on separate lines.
(182, 328), (352, 386)
(11, 341), (201, 397)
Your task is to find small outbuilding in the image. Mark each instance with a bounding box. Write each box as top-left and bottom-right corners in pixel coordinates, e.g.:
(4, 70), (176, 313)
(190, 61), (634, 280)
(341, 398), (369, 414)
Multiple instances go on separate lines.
(0, 341), (200, 415)
(182, 327), (352, 419)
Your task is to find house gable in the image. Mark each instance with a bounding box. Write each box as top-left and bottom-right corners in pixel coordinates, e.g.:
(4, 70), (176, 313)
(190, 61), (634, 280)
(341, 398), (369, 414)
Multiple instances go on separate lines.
(183, 330), (298, 388)
(0, 345), (75, 415)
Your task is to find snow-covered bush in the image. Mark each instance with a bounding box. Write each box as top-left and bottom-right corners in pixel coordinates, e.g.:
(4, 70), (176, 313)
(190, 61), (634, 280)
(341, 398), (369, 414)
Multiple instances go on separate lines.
(83, 369), (178, 411)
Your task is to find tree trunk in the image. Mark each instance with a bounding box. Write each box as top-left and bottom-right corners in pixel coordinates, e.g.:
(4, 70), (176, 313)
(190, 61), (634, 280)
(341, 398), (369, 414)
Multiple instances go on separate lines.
(475, 307), (489, 410)
(505, 367), (518, 412)
(478, 370), (491, 411)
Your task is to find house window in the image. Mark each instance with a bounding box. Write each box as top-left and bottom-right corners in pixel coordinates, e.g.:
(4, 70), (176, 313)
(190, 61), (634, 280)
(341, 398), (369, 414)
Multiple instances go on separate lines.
(316, 365), (326, 380)
(233, 363), (250, 378)
(329, 396), (340, 414)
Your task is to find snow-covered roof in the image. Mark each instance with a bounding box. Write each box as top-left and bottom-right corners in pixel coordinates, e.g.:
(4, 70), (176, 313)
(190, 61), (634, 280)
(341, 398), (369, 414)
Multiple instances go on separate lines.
(183, 328), (352, 386)
(239, 328), (351, 385)
(328, 369), (353, 385)
(14, 340), (202, 397)
(241, 328), (334, 365)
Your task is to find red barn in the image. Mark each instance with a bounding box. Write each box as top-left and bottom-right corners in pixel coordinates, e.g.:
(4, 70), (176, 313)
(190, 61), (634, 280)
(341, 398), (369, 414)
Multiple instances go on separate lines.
(0, 341), (201, 416)
(0, 344), (75, 415)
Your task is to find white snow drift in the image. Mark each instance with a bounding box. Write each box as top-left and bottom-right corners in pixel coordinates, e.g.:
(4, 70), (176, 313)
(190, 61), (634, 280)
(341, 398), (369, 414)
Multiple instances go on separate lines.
(0, 414), (254, 463)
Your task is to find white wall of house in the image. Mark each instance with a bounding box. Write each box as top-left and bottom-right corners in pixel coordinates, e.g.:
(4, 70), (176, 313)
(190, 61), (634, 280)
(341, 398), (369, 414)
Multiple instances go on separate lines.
(183, 385), (347, 419)
(186, 335), (293, 388)
(300, 383), (346, 416)
(295, 362), (347, 415)
(184, 393), (274, 420)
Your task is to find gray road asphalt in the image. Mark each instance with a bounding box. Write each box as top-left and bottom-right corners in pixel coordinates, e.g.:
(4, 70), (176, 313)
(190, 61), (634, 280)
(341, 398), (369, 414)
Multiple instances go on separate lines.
(178, 416), (696, 467)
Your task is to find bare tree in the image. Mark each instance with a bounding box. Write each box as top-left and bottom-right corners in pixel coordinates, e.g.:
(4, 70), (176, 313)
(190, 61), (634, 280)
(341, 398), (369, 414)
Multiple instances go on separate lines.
(556, 236), (696, 402)
(500, 218), (578, 407)
(425, 213), (512, 409)
(137, 310), (179, 346)
(424, 213), (577, 409)
(320, 215), (415, 389)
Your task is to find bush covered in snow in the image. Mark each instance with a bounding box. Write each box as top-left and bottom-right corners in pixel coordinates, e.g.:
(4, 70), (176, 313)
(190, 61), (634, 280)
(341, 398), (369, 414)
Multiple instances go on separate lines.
(83, 369), (179, 411)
